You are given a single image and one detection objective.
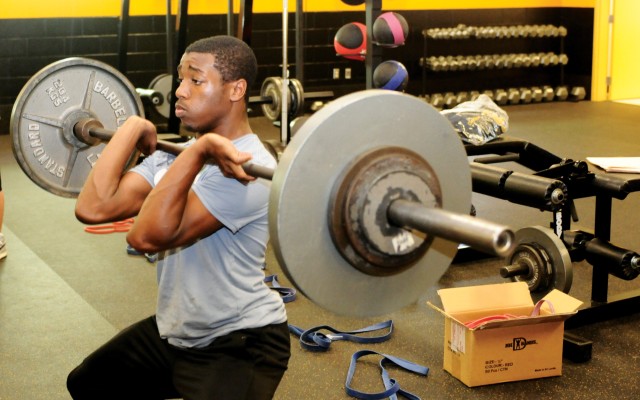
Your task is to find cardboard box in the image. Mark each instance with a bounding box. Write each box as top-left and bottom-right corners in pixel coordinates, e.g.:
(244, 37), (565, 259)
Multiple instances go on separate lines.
(429, 282), (582, 387)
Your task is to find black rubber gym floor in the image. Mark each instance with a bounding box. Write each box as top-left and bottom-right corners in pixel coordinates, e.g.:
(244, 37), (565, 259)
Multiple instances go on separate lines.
(1, 99), (639, 399)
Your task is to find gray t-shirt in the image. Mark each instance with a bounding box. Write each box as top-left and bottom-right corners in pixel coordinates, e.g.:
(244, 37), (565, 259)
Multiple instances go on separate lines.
(130, 134), (286, 348)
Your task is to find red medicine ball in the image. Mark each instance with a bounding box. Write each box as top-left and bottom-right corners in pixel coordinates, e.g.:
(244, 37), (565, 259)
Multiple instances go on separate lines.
(373, 60), (409, 91)
(373, 12), (409, 47)
(334, 22), (367, 61)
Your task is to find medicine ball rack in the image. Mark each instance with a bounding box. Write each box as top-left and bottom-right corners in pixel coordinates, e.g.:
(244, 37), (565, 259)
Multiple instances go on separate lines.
(345, 0), (407, 91)
(466, 136), (640, 330)
(341, 0), (383, 90)
(419, 23), (585, 109)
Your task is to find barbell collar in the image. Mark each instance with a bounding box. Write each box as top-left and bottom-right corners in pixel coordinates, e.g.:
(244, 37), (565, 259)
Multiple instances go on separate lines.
(387, 199), (515, 258)
(500, 263), (530, 278)
(136, 88), (163, 105)
(74, 118), (104, 146)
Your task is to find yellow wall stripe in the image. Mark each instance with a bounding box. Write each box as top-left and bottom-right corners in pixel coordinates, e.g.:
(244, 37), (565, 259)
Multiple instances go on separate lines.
(4, 0), (596, 19)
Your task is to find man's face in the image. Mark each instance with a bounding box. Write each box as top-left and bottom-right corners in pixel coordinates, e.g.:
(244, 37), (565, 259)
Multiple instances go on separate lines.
(174, 52), (232, 133)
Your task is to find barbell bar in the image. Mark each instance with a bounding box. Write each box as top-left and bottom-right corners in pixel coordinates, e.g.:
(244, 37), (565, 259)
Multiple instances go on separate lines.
(75, 118), (275, 182)
(12, 57), (517, 316)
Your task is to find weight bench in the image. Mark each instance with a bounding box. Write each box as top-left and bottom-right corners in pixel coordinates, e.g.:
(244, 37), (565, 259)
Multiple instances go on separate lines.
(465, 135), (640, 329)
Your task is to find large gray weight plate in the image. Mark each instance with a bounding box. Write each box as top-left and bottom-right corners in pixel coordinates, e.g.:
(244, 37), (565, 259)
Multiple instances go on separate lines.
(269, 90), (472, 317)
(11, 58), (144, 198)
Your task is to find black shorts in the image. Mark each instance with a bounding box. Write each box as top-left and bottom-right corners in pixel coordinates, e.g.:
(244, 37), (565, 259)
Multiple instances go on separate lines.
(67, 316), (291, 400)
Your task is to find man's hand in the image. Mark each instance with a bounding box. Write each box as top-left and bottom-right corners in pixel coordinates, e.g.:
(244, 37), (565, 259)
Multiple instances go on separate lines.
(197, 134), (255, 184)
(118, 116), (159, 156)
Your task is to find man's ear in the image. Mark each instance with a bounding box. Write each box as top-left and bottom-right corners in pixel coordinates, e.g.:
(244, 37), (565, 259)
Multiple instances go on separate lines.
(229, 79), (248, 102)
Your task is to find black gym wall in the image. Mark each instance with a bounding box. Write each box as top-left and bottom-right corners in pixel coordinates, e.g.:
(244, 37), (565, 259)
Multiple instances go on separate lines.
(0, 7), (593, 133)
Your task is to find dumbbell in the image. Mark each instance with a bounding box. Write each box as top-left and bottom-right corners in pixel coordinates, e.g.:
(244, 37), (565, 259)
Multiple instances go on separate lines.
(512, 54), (525, 68)
(504, 54), (515, 69)
(482, 90), (495, 101)
(570, 86), (587, 101)
(445, 56), (458, 71)
(547, 25), (561, 37)
(466, 57), (479, 70)
(519, 88), (533, 104)
(475, 56), (488, 70)
(530, 53), (541, 67)
(507, 88), (521, 105)
(483, 55), (496, 69)
(542, 86), (556, 102)
(494, 56), (507, 69)
(555, 86), (569, 101)
(494, 89), (509, 105)
(558, 54), (569, 65)
(456, 91), (470, 104)
(443, 92), (458, 108)
(531, 87), (544, 103)
(439, 56), (451, 72)
(430, 93), (445, 109)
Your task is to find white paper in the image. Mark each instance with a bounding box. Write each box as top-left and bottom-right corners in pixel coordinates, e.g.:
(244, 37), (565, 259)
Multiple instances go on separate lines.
(450, 320), (466, 354)
(586, 157), (640, 173)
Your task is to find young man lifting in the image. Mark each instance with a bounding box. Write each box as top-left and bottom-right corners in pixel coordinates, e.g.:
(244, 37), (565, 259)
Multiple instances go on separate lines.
(68, 35), (290, 400)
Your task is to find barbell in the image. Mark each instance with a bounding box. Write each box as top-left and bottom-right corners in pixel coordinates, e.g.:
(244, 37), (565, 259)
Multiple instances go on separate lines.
(250, 77), (334, 122)
(136, 73), (334, 123)
(11, 57), (521, 316)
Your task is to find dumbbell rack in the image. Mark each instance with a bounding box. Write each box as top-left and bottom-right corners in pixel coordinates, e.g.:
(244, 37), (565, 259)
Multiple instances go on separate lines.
(420, 24), (569, 108)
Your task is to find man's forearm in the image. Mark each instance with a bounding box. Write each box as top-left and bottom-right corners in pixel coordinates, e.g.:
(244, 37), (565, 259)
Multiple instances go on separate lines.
(76, 116), (152, 222)
(127, 140), (209, 250)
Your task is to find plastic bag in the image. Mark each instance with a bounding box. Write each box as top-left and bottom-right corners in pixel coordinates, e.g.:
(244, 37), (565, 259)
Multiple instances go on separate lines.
(440, 94), (509, 145)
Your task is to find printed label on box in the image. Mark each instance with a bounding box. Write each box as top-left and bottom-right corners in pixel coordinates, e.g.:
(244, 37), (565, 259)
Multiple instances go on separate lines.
(483, 358), (514, 374)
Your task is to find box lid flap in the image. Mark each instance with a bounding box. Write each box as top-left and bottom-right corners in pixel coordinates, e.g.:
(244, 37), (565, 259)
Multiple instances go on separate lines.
(542, 289), (583, 313)
(437, 282), (532, 314)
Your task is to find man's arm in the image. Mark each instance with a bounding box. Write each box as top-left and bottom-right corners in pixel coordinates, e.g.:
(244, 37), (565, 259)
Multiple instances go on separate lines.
(75, 116), (156, 224)
(126, 134), (253, 253)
